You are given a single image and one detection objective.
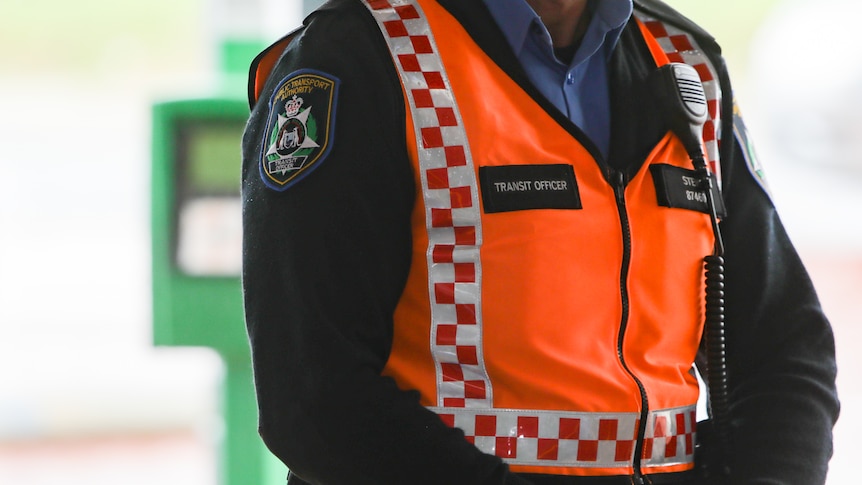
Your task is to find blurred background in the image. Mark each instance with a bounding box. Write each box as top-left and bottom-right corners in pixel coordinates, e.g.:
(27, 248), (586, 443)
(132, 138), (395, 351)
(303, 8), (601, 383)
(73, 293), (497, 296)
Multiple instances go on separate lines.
(0, 0), (858, 483)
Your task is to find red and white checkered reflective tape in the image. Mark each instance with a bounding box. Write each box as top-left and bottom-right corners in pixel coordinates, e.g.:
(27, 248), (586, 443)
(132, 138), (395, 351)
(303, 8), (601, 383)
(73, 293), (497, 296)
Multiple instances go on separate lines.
(635, 13), (724, 187)
(362, 0), (492, 409)
(432, 406), (696, 468)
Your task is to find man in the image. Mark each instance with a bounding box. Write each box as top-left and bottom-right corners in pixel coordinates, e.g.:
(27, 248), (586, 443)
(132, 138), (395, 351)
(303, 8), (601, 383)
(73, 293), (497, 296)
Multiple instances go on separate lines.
(241, 0), (839, 483)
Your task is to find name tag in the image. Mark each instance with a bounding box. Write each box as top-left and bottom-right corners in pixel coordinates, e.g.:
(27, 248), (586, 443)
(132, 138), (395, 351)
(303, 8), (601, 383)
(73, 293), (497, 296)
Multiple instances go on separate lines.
(479, 165), (582, 213)
(650, 164), (727, 217)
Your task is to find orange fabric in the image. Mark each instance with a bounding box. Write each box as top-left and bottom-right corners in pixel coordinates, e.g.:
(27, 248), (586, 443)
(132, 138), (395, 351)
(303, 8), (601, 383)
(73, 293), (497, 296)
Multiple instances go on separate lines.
(249, 34), (297, 106)
(636, 16), (672, 66)
(384, 0), (712, 477)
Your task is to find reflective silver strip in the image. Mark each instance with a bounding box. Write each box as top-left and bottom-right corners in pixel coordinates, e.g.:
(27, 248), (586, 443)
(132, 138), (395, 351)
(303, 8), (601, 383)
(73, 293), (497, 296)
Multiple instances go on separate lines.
(635, 13), (724, 189)
(361, 0), (492, 408)
(432, 406), (696, 469)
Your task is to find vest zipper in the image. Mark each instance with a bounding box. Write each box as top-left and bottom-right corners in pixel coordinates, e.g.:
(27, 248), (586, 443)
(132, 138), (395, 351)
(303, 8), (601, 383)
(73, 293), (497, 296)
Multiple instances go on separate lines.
(611, 169), (650, 485)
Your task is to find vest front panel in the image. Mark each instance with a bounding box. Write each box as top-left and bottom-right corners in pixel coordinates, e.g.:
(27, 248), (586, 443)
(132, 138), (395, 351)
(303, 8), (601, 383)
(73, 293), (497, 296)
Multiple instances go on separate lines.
(365, 0), (717, 477)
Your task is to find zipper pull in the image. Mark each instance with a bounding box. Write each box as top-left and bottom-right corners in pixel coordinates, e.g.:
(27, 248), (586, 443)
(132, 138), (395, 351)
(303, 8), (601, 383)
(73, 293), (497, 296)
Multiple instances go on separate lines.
(612, 170), (626, 201)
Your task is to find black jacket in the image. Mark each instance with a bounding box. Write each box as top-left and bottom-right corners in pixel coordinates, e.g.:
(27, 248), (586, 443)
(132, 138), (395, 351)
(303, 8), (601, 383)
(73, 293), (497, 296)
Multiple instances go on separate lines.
(241, 1), (839, 483)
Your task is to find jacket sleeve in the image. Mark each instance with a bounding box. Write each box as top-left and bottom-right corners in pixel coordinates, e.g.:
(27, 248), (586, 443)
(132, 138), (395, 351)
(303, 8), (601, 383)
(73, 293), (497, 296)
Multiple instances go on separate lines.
(710, 124), (840, 484)
(240, 4), (529, 485)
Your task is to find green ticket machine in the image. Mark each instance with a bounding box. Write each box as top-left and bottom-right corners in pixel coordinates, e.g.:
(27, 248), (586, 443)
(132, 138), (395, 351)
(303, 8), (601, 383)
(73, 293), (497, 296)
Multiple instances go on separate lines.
(149, 1), (328, 479)
(151, 5), (323, 485)
(151, 93), (277, 485)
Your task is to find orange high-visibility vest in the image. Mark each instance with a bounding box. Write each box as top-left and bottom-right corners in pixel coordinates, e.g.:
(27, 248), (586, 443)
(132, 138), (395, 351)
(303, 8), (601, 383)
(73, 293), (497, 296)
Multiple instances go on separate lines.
(361, 0), (724, 478)
(247, 0), (726, 478)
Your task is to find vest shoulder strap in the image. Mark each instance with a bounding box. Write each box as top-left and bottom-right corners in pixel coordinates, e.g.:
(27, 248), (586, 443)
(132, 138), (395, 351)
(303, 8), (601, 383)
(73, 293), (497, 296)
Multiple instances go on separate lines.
(633, 0), (719, 52)
(632, 2), (731, 189)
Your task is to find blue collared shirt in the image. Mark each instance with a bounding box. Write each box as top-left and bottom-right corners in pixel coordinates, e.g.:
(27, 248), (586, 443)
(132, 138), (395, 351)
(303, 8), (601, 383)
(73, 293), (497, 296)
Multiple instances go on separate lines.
(481, 0), (632, 158)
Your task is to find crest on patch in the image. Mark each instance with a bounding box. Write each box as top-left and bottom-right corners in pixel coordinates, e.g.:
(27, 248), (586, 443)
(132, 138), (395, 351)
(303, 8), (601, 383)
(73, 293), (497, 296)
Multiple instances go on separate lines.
(733, 101), (771, 198)
(260, 69), (339, 191)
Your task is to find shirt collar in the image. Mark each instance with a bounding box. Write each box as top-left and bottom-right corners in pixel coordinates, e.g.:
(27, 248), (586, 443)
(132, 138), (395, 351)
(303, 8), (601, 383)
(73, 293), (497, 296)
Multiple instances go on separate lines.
(482, 0), (633, 64)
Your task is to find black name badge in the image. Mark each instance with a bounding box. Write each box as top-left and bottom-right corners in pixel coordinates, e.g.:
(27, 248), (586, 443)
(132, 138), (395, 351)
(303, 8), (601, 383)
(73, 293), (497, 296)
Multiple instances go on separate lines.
(479, 165), (582, 213)
(650, 164), (727, 217)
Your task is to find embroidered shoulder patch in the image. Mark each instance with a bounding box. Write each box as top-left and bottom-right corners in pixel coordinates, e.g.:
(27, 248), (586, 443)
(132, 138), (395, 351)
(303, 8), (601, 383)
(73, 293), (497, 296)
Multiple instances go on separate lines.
(733, 102), (771, 198)
(260, 69), (340, 191)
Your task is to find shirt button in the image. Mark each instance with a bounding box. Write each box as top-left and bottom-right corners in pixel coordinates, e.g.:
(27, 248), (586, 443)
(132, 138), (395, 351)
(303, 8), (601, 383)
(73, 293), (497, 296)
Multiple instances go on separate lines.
(566, 72), (576, 84)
